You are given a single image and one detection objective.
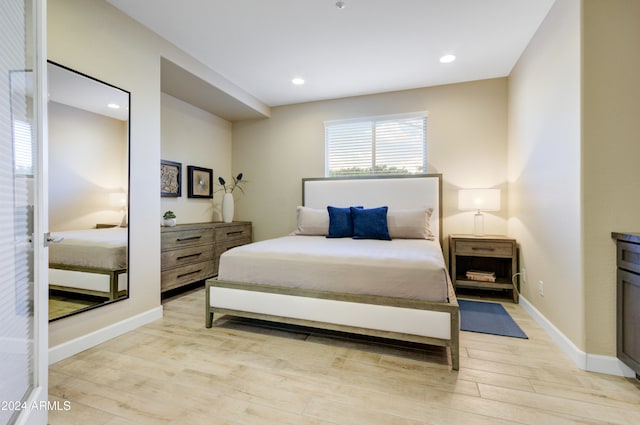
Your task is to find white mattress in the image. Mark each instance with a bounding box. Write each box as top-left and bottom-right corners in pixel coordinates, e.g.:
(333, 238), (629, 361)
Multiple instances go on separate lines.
(49, 227), (127, 270)
(217, 235), (449, 302)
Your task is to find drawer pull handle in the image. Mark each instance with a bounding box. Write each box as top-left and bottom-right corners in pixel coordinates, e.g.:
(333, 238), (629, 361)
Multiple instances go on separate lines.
(226, 231), (243, 236)
(177, 269), (201, 279)
(176, 235), (202, 242)
(472, 247), (495, 251)
(177, 253), (202, 261)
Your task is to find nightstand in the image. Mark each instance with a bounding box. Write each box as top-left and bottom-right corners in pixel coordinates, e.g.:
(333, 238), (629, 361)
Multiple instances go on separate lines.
(449, 234), (519, 303)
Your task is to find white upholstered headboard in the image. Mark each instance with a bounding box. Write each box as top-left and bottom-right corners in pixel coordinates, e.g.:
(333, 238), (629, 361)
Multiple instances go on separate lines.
(302, 174), (443, 244)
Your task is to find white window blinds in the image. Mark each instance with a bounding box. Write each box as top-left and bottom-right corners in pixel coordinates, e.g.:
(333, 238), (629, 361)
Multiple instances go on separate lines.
(13, 119), (33, 176)
(1, 1), (37, 423)
(325, 112), (427, 176)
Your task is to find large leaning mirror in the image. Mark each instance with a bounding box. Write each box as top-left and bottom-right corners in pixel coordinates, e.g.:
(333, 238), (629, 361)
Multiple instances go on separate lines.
(47, 61), (130, 321)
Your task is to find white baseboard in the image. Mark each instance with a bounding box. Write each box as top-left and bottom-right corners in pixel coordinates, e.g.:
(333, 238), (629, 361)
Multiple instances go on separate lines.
(585, 352), (636, 378)
(519, 296), (635, 378)
(48, 306), (163, 364)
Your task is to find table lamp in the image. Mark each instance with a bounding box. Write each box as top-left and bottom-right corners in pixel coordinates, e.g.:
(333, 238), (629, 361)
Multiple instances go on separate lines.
(109, 191), (127, 227)
(458, 188), (500, 236)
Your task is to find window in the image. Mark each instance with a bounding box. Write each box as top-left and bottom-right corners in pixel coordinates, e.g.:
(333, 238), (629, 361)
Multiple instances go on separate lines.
(13, 119), (34, 176)
(325, 112), (427, 177)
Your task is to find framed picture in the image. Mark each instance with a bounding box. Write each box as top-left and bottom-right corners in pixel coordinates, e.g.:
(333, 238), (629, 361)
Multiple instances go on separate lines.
(161, 160), (182, 197)
(187, 166), (213, 199)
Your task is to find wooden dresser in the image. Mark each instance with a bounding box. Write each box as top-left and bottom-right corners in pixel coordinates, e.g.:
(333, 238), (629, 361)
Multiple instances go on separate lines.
(161, 221), (252, 293)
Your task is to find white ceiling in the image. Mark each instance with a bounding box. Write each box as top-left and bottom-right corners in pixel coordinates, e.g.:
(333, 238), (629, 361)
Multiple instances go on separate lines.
(108, 0), (555, 109)
(48, 61), (129, 121)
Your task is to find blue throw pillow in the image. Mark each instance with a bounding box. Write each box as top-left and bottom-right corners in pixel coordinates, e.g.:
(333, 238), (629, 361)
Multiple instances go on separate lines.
(327, 206), (362, 238)
(351, 206), (392, 240)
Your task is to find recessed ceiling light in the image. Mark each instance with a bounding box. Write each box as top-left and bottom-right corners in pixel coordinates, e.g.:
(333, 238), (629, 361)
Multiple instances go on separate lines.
(440, 54), (456, 64)
(107, 103), (121, 109)
(292, 78), (305, 85)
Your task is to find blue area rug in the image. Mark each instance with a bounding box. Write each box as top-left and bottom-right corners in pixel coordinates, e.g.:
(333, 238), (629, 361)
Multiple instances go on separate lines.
(459, 299), (528, 339)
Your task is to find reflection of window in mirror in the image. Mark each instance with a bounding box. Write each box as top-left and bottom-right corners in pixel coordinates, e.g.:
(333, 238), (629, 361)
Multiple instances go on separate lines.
(9, 70), (35, 177)
(47, 61), (130, 321)
(13, 119), (34, 175)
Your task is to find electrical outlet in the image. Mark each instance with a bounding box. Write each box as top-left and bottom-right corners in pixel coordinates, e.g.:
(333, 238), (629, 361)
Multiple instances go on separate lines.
(522, 267), (527, 284)
(538, 280), (544, 296)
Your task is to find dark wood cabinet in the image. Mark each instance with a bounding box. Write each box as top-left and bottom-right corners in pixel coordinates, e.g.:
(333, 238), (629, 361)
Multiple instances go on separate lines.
(612, 232), (640, 377)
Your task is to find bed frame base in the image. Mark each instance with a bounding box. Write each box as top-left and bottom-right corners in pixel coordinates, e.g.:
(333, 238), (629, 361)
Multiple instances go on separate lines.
(49, 264), (127, 300)
(205, 279), (459, 370)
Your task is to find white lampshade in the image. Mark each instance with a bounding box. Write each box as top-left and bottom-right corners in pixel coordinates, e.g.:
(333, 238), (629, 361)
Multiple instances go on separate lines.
(109, 192), (128, 227)
(109, 192), (127, 208)
(458, 188), (500, 236)
(458, 189), (501, 212)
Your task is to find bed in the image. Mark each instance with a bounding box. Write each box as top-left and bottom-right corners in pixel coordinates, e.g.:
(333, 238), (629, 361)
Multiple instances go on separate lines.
(48, 226), (128, 300)
(205, 174), (459, 370)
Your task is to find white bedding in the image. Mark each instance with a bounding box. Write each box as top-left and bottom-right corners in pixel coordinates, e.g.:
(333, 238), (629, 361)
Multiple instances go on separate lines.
(49, 227), (127, 270)
(217, 235), (449, 302)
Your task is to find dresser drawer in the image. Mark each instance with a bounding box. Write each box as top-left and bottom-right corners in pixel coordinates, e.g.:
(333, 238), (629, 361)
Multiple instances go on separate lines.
(215, 223), (251, 242)
(617, 241), (640, 274)
(161, 227), (215, 250)
(161, 261), (215, 292)
(215, 238), (251, 257)
(161, 244), (215, 270)
(454, 240), (514, 257)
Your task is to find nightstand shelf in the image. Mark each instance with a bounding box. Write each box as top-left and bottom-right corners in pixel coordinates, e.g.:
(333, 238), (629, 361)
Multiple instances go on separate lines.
(449, 234), (519, 302)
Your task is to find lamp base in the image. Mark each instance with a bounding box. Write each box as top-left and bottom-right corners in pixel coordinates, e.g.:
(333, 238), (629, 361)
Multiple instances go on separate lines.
(473, 212), (485, 236)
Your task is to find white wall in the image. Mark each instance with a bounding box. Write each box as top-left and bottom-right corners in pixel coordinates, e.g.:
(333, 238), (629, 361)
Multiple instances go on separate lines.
(49, 101), (127, 231)
(508, 0), (583, 347)
(233, 78), (509, 246)
(161, 93), (232, 224)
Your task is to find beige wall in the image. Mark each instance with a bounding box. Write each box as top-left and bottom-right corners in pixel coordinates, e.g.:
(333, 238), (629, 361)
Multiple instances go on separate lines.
(49, 102), (127, 231)
(582, 0), (640, 355)
(48, 0), (161, 346)
(509, 0), (640, 361)
(161, 93), (232, 224)
(47, 0), (247, 347)
(233, 78), (509, 244)
(508, 0), (583, 348)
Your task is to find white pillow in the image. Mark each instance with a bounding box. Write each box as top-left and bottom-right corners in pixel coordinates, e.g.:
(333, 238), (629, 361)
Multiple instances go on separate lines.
(387, 208), (434, 239)
(294, 206), (329, 236)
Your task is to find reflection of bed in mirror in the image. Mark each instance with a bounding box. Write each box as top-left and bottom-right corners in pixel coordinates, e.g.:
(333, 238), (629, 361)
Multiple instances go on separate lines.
(47, 60), (130, 321)
(48, 227), (128, 300)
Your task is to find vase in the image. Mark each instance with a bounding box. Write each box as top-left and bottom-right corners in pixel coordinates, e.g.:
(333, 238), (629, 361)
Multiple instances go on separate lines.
(222, 192), (234, 223)
(163, 218), (176, 227)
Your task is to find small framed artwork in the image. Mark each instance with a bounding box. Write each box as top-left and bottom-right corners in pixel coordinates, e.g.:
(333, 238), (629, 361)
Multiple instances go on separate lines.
(161, 160), (182, 197)
(187, 166), (213, 199)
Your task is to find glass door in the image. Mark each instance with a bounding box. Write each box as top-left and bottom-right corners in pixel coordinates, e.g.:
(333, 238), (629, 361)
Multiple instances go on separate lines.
(0, 0), (47, 424)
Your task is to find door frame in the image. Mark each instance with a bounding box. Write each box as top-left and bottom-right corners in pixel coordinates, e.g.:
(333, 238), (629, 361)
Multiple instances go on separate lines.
(14, 0), (48, 423)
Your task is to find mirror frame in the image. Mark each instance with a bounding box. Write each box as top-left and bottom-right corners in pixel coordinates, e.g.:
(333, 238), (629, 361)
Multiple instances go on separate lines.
(47, 60), (131, 321)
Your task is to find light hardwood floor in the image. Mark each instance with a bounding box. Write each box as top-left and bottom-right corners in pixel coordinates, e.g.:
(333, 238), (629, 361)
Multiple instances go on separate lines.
(49, 288), (640, 425)
(49, 293), (103, 321)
